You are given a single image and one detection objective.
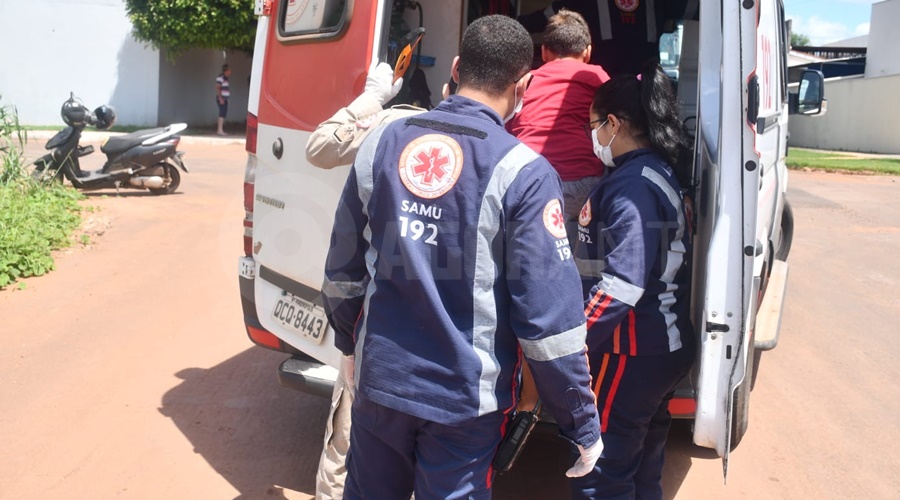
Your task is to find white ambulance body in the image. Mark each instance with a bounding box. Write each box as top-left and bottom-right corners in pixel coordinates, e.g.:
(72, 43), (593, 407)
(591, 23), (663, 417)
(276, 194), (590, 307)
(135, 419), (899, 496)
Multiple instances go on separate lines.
(238, 0), (825, 469)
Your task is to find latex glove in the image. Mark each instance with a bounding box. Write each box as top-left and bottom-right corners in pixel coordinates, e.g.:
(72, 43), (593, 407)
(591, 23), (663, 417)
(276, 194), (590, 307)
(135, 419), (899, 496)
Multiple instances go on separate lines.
(341, 354), (356, 395)
(566, 438), (604, 478)
(364, 62), (403, 106)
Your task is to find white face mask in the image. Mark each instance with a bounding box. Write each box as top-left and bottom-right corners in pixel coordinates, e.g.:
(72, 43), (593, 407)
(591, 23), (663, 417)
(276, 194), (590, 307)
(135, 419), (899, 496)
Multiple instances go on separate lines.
(503, 83), (525, 124)
(591, 119), (617, 167)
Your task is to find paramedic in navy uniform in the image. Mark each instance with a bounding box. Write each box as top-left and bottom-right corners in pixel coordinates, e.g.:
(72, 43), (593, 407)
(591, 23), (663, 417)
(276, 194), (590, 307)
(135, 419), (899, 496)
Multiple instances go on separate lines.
(322, 15), (603, 500)
(575, 61), (695, 499)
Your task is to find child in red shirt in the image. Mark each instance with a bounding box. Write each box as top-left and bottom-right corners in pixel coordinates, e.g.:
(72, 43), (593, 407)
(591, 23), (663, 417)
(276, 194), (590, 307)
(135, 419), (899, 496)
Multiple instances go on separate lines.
(508, 9), (610, 221)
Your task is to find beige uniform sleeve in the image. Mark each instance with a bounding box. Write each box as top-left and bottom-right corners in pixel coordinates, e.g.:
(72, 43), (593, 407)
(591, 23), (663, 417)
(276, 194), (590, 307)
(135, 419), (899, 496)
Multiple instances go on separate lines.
(305, 93), (423, 169)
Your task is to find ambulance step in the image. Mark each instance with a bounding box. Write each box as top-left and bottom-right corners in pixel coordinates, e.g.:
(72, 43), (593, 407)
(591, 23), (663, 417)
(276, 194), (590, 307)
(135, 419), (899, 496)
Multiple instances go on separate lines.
(755, 260), (789, 351)
(277, 356), (338, 398)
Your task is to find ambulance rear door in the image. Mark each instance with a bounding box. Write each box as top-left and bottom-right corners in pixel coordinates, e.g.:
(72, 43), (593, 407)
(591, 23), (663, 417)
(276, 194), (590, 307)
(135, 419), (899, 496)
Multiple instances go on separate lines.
(690, 0), (761, 477)
(251, 0), (388, 370)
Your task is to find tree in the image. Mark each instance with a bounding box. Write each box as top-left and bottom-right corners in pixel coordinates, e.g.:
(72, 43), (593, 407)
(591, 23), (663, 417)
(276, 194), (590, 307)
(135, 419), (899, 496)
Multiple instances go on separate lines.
(791, 32), (811, 48)
(124, 0), (257, 55)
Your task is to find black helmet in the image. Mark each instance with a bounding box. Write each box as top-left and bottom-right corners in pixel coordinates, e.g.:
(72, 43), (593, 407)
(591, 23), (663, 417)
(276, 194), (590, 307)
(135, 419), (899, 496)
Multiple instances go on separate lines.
(93, 105), (117, 130)
(60, 94), (90, 127)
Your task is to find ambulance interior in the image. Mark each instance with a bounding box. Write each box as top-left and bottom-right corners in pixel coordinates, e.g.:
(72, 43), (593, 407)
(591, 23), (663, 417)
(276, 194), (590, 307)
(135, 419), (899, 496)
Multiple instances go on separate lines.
(380, 0), (703, 410)
(381, 0), (699, 138)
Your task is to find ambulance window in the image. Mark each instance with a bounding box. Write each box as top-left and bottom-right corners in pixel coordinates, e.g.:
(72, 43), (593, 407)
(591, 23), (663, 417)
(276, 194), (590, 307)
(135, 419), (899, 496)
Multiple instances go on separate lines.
(777, 1), (789, 103)
(659, 23), (683, 85)
(278, 0), (349, 39)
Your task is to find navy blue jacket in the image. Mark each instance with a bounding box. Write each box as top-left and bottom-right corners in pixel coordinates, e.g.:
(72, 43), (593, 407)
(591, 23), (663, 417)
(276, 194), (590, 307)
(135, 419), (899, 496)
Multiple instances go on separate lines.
(322, 95), (599, 448)
(574, 148), (694, 356)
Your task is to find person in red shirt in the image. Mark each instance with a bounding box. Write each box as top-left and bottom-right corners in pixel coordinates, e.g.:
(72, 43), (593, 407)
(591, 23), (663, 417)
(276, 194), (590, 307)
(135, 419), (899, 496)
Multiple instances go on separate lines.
(508, 9), (610, 223)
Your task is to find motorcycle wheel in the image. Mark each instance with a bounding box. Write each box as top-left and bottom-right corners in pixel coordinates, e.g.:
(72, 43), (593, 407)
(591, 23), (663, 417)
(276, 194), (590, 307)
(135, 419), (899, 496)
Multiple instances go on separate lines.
(149, 162), (181, 195)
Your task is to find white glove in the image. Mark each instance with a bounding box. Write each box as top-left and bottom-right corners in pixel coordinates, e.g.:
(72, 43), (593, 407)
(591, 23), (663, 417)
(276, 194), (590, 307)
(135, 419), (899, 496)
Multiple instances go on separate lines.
(341, 354), (356, 395)
(364, 62), (403, 106)
(566, 438), (604, 478)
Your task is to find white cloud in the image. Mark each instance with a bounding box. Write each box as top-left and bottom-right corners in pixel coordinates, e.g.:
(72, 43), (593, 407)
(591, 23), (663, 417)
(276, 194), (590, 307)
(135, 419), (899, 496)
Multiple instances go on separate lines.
(854, 22), (870, 36)
(789, 15), (853, 45)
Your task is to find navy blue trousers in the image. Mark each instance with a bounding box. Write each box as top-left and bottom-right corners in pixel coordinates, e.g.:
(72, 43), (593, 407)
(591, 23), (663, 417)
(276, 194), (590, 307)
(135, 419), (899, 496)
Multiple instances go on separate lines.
(571, 348), (694, 500)
(345, 393), (507, 500)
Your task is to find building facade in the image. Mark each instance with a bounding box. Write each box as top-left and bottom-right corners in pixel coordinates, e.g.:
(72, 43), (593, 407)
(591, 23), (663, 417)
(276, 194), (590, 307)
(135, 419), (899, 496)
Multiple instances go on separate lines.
(0, 0), (250, 128)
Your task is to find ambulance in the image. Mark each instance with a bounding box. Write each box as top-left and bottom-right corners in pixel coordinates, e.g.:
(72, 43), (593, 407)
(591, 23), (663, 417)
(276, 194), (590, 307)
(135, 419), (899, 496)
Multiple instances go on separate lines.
(237, 0), (826, 473)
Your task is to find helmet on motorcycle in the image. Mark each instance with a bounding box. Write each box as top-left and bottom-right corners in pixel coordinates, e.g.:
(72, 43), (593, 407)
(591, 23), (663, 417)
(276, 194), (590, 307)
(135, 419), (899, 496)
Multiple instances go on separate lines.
(93, 105), (117, 130)
(60, 94), (90, 127)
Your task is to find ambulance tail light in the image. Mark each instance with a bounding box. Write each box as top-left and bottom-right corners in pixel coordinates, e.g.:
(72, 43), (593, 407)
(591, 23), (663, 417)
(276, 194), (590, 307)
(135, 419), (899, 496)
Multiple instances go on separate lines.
(243, 181), (254, 257)
(246, 112), (258, 154)
(669, 397), (697, 418)
(246, 325), (284, 351)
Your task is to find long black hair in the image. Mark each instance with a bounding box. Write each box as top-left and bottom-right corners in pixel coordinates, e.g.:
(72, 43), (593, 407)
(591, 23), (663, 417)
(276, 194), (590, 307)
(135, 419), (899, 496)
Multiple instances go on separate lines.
(590, 60), (692, 187)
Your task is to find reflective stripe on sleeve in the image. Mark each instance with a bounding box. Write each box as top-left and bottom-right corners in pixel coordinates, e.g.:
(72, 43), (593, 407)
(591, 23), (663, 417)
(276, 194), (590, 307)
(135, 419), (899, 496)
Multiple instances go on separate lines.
(519, 324), (588, 362)
(575, 256), (606, 278)
(473, 143), (538, 415)
(322, 277), (369, 299)
(641, 166), (687, 351)
(598, 272), (645, 307)
(596, 0), (613, 41)
(352, 124), (389, 374)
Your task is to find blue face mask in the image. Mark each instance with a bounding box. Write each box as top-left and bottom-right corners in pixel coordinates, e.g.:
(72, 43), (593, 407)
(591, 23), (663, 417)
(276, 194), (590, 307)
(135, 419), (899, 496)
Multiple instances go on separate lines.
(591, 119), (616, 167)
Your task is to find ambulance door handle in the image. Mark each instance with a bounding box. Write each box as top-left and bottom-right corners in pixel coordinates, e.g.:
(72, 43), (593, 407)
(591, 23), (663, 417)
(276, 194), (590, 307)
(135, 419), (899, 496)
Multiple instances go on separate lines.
(273, 138), (283, 159)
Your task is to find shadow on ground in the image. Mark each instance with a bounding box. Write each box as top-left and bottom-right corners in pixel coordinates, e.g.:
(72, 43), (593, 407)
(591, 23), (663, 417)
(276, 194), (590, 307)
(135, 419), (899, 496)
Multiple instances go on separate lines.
(159, 347), (329, 499)
(492, 419), (719, 499)
(160, 346), (721, 499)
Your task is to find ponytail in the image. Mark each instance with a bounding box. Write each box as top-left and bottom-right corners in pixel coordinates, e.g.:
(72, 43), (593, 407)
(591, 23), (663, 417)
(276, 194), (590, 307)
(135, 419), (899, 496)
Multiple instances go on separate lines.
(639, 61), (693, 187)
(591, 60), (693, 188)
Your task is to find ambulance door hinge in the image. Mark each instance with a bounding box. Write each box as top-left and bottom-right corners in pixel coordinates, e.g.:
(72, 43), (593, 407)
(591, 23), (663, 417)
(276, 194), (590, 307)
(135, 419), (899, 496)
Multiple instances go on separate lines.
(255, 0), (273, 16)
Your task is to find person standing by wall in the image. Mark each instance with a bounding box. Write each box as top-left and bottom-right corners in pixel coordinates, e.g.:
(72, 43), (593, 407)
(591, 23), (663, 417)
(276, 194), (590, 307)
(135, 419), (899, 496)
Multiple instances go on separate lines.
(322, 15), (603, 499)
(215, 64), (231, 136)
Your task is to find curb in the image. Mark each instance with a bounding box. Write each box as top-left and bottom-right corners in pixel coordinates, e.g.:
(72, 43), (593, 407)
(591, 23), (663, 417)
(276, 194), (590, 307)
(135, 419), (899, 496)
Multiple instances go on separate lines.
(26, 129), (246, 147)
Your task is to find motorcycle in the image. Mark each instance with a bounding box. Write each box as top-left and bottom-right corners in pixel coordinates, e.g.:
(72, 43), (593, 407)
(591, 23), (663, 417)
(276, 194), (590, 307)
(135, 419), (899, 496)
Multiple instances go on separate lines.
(32, 93), (188, 195)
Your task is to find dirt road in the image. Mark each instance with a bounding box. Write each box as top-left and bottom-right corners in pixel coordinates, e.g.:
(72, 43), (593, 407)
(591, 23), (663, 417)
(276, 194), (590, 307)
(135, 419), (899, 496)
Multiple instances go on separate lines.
(1, 138), (898, 499)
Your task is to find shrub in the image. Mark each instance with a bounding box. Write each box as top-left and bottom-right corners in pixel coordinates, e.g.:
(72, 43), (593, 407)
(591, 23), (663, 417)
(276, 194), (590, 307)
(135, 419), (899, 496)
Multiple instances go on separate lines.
(0, 97), (83, 288)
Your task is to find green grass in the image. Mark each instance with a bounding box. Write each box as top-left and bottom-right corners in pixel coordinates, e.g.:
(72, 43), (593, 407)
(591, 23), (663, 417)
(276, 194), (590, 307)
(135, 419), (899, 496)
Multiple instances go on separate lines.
(786, 148), (900, 175)
(1, 97), (84, 289)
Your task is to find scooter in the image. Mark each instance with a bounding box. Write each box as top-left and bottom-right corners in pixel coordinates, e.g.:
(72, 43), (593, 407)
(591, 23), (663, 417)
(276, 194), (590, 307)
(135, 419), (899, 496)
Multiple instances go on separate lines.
(32, 93), (188, 195)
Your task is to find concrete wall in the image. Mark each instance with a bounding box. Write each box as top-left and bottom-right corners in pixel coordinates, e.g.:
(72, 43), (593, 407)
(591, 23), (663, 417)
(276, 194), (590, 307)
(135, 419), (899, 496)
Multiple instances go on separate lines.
(0, 0), (159, 126)
(158, 49), (252, 128)
(866, 0), (900, 78)
(788, 74), (900, 154)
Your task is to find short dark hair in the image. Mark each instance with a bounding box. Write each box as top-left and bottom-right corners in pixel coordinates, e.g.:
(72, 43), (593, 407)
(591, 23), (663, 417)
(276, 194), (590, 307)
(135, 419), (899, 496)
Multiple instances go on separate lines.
(543, 9), (591, 58)
(222, 63), (230, 71)
(458, 15), (533, 95)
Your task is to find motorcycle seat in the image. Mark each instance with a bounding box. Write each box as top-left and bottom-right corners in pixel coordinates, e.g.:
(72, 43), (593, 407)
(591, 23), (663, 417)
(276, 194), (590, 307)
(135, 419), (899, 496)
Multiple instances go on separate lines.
(101, 127), (167, 155)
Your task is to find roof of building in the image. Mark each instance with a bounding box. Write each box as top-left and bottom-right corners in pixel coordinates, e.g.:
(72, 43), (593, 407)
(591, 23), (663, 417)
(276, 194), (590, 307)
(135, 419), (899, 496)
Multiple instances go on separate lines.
(823, 35), (869, 49)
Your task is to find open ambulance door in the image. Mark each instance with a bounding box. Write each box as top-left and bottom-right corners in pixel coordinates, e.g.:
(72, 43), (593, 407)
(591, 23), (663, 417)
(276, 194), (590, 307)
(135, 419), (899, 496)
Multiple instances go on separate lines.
(690, 0), (761, 479)
(251, 0), (388, 371)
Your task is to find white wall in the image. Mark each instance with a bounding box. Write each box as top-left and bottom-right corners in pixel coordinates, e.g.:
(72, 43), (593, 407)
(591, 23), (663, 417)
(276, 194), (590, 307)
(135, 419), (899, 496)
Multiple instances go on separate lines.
(788, 75), (900, 154)
(865, 0), (900, 78)
(0, 0), (159, 126)
(158, 49), (252, 128)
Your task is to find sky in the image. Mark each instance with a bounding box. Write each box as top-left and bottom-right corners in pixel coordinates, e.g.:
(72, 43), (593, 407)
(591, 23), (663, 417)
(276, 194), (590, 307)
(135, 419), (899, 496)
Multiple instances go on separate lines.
(785, 0), (880, 45)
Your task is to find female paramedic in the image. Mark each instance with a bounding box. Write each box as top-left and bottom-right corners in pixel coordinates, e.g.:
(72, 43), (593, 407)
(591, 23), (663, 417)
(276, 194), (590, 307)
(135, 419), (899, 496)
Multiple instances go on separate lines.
(573, 61), (695, 499)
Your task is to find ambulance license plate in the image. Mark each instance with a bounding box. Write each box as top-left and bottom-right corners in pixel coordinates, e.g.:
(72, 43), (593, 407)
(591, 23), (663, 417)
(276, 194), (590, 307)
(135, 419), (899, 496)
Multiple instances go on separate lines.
(271, 293), (326, 345)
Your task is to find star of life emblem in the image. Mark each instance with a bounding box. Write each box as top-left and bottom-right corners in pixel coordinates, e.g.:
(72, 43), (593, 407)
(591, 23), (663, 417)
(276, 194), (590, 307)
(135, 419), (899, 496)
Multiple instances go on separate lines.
(579, 199), (592, 227)
(615, 0), (639, 13)
(398, 134), (463, 199)
(543, 199), (568, 239)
